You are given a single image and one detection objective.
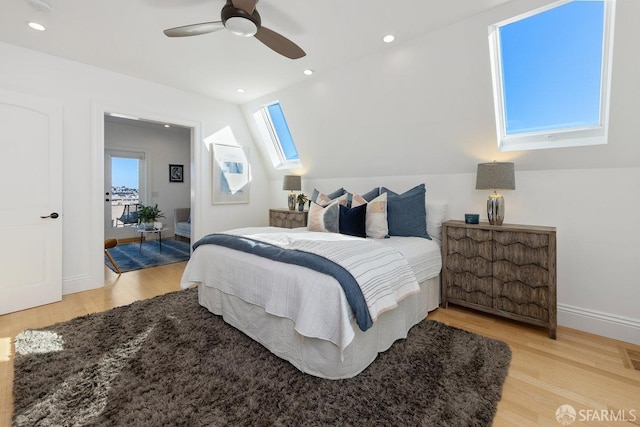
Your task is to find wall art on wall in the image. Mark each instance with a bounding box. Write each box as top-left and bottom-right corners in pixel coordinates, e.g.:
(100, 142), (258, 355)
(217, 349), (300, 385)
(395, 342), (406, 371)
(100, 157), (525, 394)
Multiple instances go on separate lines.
(211, 143), (250, 204)
(169, 164), (184, 183)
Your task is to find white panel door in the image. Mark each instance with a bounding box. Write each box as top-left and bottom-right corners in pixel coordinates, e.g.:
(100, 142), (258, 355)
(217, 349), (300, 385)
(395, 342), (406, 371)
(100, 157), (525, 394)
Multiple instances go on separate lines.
(0, 90), (63, 314)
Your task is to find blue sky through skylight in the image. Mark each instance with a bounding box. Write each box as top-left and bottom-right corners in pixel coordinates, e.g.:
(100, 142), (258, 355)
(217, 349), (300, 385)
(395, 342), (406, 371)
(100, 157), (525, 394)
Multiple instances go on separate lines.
(267, 103), (299, 160)
(499, 1), (605, 135)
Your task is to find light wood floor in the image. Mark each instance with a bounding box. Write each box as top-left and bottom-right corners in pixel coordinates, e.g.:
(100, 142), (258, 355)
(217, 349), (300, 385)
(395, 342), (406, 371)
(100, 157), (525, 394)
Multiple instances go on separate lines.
(1, 262), (639, 426)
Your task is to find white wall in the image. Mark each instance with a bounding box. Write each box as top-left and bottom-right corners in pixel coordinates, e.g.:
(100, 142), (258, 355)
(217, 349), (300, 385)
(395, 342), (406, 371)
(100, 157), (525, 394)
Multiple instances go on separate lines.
(246, 0), (640, 344)
(0, 41), (270, 296)
(105, 120), (191, 237)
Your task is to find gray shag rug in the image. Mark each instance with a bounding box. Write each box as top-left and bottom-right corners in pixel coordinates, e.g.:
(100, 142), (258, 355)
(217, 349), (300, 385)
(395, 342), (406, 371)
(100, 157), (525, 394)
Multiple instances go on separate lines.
(13, 288), (511, 426)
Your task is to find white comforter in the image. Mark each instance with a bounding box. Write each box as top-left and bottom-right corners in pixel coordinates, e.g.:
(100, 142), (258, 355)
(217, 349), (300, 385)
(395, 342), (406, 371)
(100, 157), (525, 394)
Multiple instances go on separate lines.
(181, 227), (441, 351)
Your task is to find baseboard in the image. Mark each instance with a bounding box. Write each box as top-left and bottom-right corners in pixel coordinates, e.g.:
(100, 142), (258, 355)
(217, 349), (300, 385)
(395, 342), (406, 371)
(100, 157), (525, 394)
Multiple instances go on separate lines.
(558, 303), (640, 345)
(63, 274), (102, 295)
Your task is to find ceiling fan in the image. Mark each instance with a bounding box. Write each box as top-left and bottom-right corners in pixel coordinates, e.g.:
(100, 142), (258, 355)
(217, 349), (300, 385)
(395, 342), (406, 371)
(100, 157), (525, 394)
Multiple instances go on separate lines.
(163, 0), (305, 60)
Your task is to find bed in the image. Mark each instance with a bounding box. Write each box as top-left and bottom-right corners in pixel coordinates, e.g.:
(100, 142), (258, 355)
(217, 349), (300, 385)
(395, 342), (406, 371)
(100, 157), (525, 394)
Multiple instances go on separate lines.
(180, 191), (446, 379)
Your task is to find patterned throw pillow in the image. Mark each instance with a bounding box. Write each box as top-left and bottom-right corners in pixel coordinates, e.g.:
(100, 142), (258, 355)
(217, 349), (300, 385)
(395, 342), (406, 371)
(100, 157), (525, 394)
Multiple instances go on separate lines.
(313, 191), (348, 207)
(307, 200), (341, 233)
(311, 188), (346, 204)
(351, 192), (388, 239)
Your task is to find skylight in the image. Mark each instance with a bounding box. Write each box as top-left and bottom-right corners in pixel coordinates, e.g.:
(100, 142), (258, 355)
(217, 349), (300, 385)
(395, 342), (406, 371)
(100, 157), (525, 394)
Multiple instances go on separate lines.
(253, 101), (302, 170)
(489, 0), (616, 151)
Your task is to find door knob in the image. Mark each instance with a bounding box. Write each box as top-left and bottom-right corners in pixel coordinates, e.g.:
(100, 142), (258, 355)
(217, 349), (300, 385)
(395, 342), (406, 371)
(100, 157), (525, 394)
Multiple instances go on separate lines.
(40, 212), (59, 219)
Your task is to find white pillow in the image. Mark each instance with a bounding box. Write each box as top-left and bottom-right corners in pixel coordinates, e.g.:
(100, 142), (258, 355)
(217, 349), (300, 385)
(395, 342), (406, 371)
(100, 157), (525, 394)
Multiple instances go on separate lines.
(426, 200), (448, 244)
(351, 192), (388, 239)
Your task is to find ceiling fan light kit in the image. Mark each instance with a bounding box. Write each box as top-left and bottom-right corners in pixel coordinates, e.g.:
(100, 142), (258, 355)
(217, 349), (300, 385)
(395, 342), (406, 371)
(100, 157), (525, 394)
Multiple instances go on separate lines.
(163, 0), (305, 59)
(224, 17), (257, 37)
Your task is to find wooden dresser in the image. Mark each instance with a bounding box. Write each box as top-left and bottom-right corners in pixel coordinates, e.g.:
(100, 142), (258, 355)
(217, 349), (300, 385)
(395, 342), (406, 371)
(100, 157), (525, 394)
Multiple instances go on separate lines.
(441, 220), (557, 338)
(269, 208), (308, 229)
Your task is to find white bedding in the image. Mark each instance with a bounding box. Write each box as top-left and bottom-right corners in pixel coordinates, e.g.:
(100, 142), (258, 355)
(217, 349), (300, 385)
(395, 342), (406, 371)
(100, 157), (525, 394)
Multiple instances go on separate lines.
(218, 228), (421, 323)
(181, 227), (442, 352)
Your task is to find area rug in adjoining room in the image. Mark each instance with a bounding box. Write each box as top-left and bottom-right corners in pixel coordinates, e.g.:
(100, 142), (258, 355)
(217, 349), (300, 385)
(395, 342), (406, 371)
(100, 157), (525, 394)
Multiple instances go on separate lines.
(104, 239), (190, 273)
(12, 288), (512, 427)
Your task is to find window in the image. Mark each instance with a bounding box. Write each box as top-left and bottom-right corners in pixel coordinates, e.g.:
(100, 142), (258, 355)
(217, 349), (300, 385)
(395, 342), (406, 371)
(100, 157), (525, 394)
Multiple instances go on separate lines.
(253, 101), (302, 169)
(489, 0), (616, 151)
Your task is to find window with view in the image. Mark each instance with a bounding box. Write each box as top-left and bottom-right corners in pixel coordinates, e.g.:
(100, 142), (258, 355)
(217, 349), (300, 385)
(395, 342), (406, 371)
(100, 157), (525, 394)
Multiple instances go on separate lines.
(489, 0), (616, 151)
(253, 101), (302, 169)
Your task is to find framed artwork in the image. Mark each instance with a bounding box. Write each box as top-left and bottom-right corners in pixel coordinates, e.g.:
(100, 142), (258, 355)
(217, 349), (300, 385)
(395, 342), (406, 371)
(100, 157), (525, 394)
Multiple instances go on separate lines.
(211, 143), (250, 204)
(169, 164), (184, 183)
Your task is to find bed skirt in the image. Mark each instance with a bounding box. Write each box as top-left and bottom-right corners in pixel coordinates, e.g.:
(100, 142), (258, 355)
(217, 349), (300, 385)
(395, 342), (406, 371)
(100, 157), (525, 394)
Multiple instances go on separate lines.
(198, 275), (440, 379)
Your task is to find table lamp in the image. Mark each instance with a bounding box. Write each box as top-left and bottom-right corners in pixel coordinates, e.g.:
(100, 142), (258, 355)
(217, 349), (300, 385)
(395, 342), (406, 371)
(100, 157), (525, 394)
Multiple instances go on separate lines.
(282, 175), (301, 210)
(475, 161), (515, 225)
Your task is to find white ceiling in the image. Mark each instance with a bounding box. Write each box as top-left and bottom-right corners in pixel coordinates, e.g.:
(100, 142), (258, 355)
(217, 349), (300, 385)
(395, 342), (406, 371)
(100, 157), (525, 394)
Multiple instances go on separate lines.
(0, 0), (511, 104)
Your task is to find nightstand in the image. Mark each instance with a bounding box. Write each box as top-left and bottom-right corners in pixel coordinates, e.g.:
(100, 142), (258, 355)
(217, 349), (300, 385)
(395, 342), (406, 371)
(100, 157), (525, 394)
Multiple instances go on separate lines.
(269, 208), (308, 229)
(441, 220), (557, 338)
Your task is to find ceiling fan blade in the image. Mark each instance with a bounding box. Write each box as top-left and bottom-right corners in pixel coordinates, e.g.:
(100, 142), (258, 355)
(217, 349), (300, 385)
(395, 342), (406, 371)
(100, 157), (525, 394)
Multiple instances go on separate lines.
(255, 26), (305, 59)
(164, 22), (225, 37)
(231, 0), (258, 15)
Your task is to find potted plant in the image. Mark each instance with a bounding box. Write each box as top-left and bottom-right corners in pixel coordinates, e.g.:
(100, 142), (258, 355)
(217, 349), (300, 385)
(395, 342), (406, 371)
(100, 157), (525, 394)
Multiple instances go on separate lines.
(137, 204), (165, 229)
(296, 193), (308, 212)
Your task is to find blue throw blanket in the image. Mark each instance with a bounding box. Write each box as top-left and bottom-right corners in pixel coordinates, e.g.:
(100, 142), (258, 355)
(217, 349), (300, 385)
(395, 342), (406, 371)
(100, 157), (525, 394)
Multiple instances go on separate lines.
(193, 233), (373, 331)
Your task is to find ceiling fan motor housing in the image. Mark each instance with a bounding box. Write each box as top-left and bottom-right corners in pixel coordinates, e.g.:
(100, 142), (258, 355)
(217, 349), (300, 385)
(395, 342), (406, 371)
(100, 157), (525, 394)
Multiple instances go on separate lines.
(221, 1), (261, 37)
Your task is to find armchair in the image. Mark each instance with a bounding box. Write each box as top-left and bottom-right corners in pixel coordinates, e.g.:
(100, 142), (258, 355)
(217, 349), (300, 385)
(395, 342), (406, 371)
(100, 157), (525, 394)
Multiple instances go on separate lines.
(174, 208), (191, 239)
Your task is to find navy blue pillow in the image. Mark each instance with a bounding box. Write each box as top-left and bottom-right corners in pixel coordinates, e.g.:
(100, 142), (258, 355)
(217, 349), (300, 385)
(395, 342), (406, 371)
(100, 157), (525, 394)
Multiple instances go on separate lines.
(381, 184), (430, 239)
(339, 204), (367, 238)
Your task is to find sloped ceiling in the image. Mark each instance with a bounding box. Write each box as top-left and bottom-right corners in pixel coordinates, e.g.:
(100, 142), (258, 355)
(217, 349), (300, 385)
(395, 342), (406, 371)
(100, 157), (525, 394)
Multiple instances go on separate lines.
(0, 0), (511, 104)
(240, 0), (640, 178)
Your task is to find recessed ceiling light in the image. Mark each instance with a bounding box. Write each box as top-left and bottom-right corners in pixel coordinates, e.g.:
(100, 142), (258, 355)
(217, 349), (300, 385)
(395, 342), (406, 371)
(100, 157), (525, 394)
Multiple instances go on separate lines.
(303, 69), (313, 76)
(164, 124), (170, 128)
(236, 88), (245, 93)
(383, 34), (395, 43)
(27, 22), (46, 31)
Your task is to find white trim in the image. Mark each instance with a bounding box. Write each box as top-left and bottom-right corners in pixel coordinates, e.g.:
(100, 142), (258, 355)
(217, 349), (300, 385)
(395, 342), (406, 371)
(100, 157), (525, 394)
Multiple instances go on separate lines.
(63, 274), (100, 295)
(558, 303), (640, 345)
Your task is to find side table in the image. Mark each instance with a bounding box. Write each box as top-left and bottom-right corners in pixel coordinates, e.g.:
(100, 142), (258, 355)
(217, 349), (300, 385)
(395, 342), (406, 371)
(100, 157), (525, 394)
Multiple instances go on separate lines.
(269, 208), (308, 228)
(135, 227), (169, 252)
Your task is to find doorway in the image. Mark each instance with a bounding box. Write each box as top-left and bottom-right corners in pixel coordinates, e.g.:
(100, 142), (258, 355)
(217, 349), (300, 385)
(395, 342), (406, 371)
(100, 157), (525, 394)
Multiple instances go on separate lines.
(95, 106), (199, 283)
(102, 112), (193, 269)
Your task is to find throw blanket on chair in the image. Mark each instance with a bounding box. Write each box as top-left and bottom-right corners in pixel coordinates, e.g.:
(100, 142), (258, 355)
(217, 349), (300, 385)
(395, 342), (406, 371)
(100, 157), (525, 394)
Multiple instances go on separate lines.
(193, 230), (420, 330)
